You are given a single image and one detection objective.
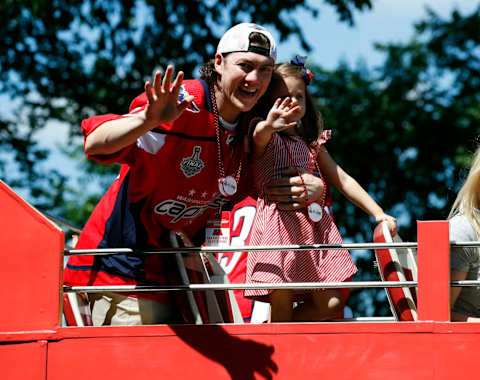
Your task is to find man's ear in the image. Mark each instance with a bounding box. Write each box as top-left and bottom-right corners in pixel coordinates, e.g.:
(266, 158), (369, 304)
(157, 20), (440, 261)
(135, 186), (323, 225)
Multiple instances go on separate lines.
(214, 53), (223, 74)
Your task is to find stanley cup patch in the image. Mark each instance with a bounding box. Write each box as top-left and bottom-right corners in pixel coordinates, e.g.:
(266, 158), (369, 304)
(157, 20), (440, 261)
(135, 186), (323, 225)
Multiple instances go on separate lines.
(181, 146), (205, 177)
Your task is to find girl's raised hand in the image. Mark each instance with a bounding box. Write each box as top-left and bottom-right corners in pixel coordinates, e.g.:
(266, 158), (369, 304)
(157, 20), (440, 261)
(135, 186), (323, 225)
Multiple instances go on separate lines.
(143, 65), (194, 127)
(265, 97), (300, 132)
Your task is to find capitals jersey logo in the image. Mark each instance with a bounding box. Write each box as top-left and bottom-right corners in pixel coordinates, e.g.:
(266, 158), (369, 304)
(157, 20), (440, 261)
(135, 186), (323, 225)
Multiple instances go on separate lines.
(179, 86), (200, 113)
(181, 146), (205, 177)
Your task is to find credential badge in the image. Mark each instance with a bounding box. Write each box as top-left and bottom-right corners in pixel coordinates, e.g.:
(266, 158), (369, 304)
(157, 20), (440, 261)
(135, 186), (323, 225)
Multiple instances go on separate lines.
(181, 146), (205, 177)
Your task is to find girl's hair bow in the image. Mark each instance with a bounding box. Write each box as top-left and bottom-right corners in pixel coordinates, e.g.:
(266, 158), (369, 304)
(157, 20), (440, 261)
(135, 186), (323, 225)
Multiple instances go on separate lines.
(291, 55), (314, 85)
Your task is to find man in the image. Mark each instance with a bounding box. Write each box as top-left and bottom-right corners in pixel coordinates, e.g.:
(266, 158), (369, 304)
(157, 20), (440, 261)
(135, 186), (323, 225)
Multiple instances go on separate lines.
(64, 23), (325, 325)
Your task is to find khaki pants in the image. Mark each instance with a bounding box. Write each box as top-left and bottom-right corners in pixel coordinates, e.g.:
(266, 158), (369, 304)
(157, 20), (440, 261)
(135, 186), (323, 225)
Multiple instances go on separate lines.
(89, 292), (176, 326)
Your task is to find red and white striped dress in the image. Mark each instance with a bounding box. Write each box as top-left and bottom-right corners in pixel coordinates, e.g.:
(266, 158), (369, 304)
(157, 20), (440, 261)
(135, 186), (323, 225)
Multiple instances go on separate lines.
(245, 131), (357, 301)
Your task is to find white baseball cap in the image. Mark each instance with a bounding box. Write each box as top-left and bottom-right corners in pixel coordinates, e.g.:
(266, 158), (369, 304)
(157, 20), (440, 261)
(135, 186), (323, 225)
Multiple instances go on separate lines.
(216, 23), (277, 61)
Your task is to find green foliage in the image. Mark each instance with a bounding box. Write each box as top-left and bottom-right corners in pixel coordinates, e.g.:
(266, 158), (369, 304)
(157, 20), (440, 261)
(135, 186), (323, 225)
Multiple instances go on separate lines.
(0, 0), (371, 220)
(2, 1), (480, 316)
(308, 5), (480, 315)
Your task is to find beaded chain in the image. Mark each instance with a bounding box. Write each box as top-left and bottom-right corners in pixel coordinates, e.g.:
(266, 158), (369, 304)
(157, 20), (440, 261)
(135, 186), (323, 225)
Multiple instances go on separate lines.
(209, 82), (243, 192)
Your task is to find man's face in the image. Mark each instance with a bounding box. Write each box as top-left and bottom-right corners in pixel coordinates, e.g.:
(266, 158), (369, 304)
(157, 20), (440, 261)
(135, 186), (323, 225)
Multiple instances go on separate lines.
(214, 52), (274, 122)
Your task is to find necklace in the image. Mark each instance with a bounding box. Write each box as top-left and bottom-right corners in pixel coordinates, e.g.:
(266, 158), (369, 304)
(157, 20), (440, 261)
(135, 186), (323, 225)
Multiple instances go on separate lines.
(281, 135), (327, 222)
(210, 83), (243, 197)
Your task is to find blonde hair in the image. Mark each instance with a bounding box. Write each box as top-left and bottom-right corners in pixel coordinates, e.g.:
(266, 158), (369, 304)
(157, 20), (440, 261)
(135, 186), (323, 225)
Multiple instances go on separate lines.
(449, 146), (480, 237)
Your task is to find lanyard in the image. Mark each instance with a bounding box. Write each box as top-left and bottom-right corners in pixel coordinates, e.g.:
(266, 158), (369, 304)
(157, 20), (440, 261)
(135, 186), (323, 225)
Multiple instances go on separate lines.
(210, 83), (243, 197)
(281, 135), (327, 222)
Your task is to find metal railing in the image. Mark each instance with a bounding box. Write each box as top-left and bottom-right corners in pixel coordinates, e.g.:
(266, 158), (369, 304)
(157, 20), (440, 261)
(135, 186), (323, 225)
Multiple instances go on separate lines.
(63, 242), (418, 256)
(62, 241), (480, 294)
(59, 228), (480, 324)
(41, 211), (83, 234)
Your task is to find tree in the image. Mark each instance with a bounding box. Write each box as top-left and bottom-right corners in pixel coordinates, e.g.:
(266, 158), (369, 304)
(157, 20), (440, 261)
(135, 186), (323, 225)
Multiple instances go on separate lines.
(4, 1), (480, 317)
(0, 0), (372, 225)
(308, 5), (480, 315)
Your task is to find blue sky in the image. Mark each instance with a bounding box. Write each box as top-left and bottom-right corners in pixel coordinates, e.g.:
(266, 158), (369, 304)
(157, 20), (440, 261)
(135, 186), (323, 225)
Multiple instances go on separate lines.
(35, 0), (479, 188)
(276, 0), (478, 68)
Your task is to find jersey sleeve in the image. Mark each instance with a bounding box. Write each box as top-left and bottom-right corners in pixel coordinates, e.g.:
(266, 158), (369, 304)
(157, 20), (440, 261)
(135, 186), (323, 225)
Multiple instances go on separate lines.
(81, 114), (135, 165)
(80, 93), (151, 165)
(81, 80), (205, 166)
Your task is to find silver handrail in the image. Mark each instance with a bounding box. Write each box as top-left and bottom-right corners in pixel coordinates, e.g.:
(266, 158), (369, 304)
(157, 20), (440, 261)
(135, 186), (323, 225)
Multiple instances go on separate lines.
(64, 281), (418, 293)
(41, 211), (83, 234)
(63, 241), (480, 256)
(62, 241), (480, 294)
(64, 241), (418, 256)
(62, 280), (480, 294)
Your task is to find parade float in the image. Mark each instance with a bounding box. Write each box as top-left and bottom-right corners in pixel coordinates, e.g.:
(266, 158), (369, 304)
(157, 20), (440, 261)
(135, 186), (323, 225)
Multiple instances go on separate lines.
(1, 178), (479, 380)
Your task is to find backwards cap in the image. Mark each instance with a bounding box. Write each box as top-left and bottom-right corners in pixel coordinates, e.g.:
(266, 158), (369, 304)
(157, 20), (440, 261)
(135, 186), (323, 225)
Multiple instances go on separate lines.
(216, 23), (277, 61)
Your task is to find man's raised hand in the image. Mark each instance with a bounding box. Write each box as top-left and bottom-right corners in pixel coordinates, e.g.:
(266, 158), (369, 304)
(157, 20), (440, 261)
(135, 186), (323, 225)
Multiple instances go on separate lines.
(144, 65), (194, 126)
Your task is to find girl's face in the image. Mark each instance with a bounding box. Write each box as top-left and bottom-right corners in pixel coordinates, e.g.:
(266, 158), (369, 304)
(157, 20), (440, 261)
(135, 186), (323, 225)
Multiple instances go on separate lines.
(272, 75), (306, 122)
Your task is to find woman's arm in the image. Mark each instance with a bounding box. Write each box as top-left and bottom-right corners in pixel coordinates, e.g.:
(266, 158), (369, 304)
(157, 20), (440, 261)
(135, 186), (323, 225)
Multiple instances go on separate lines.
(450, 311), (480, 322)
(450, 269), (480, 321)
(317, 146), (397, 234)
(85, 66), (194, 156)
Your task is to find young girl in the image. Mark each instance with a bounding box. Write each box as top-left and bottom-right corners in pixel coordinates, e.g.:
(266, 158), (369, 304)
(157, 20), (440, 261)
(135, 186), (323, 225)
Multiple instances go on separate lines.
(245, 58), (398, 322)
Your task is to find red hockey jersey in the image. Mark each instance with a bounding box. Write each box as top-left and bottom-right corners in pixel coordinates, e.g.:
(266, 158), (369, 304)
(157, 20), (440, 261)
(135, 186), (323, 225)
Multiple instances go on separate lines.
(64, 79), (247, 302)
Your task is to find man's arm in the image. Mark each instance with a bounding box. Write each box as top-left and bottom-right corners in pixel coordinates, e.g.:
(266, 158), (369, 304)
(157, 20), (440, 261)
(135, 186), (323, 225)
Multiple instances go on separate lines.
(85, 66), (194, 156)
(264, 168), (324, 211)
